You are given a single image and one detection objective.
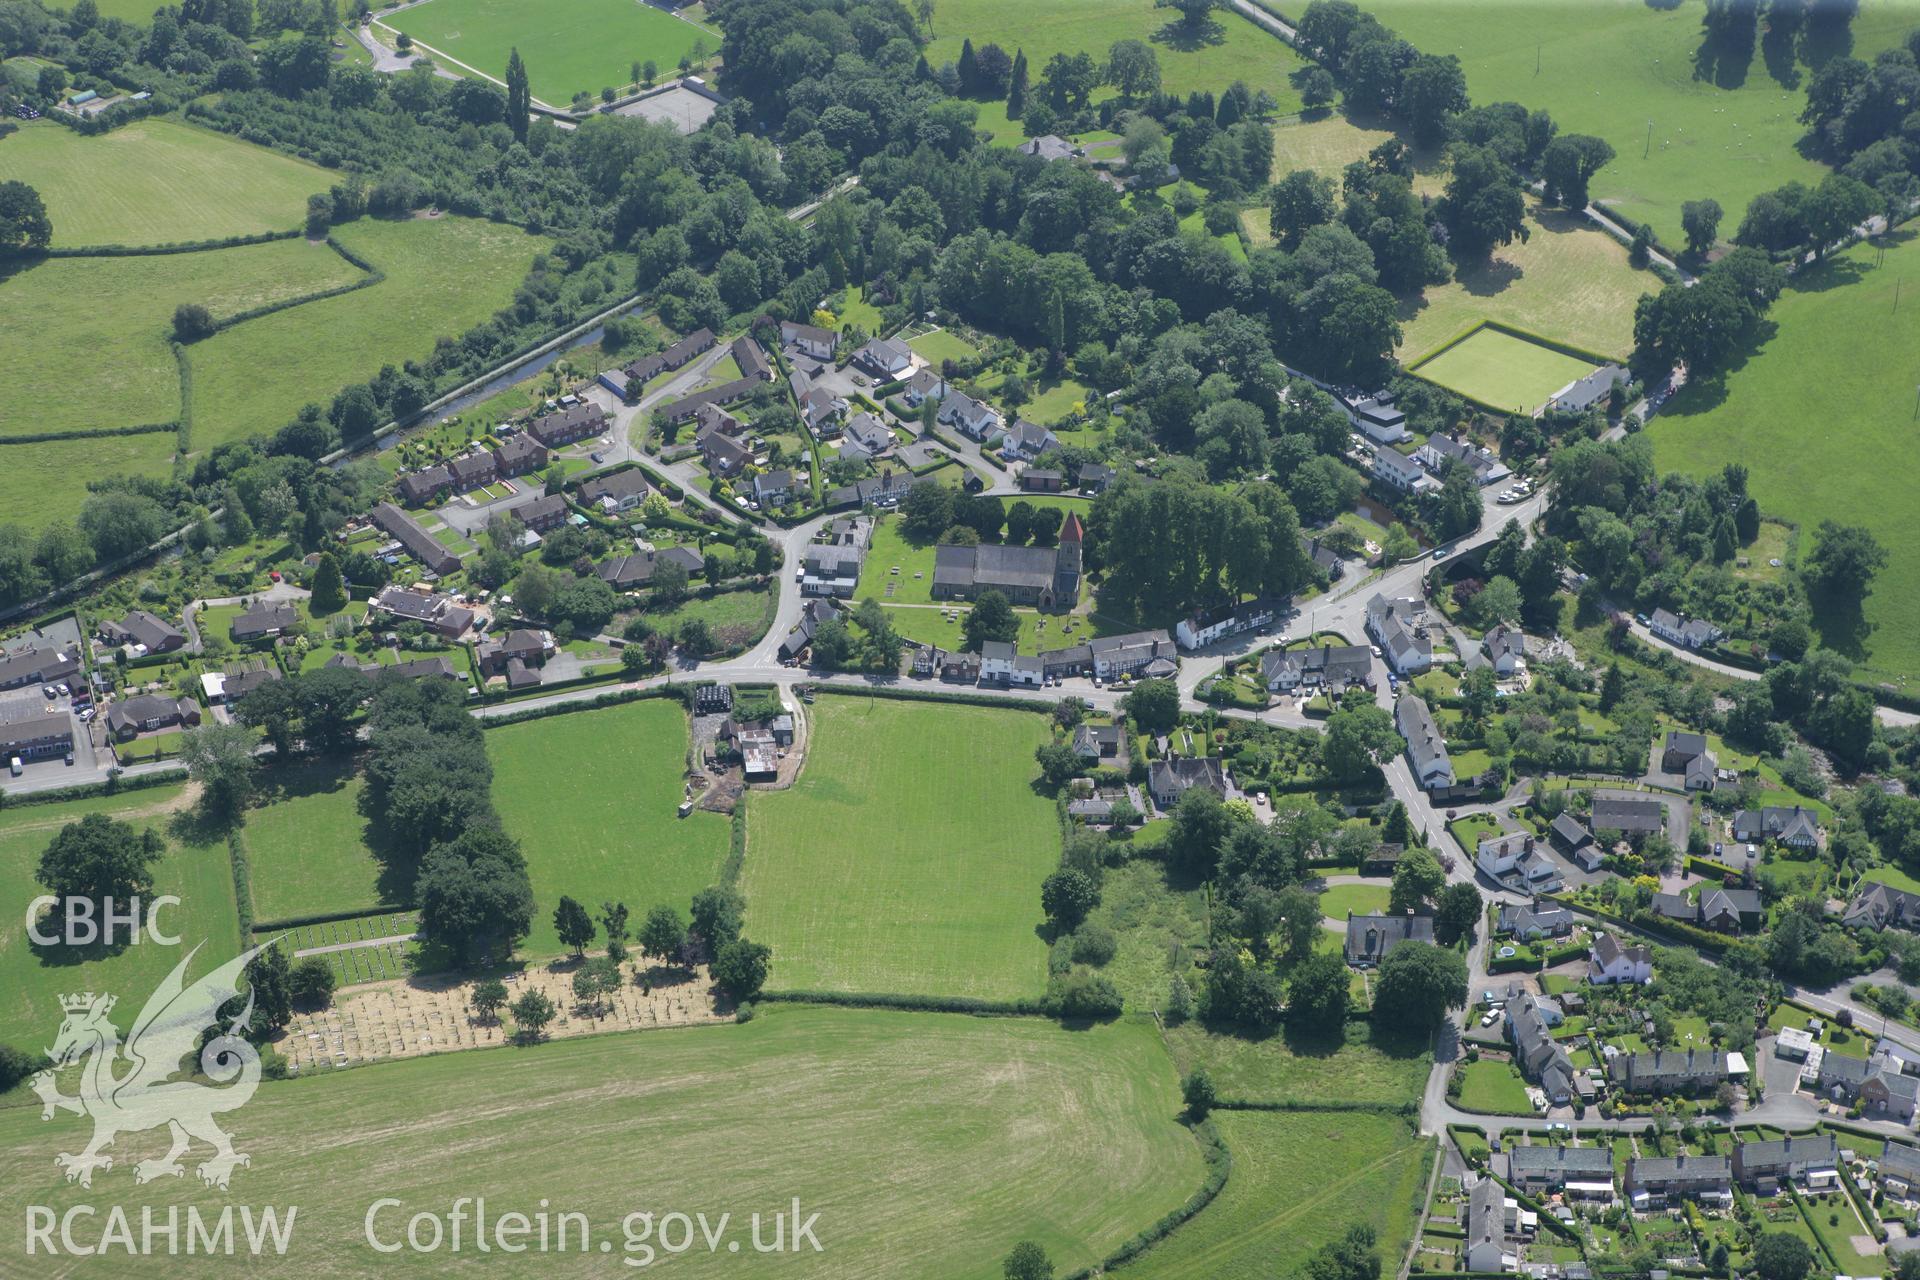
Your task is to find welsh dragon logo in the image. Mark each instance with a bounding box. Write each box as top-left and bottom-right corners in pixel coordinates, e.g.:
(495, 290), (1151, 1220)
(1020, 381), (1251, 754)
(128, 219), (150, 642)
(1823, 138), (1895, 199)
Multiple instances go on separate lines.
(30, 940), (276, 1191)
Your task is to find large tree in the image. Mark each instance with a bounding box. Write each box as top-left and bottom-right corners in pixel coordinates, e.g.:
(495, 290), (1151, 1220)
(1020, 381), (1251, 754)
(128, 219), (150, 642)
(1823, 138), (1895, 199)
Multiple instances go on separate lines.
(417, 825), (535, 963)
(1438, 144), (1528, 260)
(504, 47), (531, 144)
(1123, 677), (1180, 735)
(1286, 949), (1351, 1031)
(179, 722), (259, 821)
(1388, 846), (1446, 913)
(552, 895), (596, 955)
(37, 814), (165, 918)
(0, 181), (52, 256)
(1804, 520), (1886, 600)
(1269, 169), (1336, 250)
(1539, 134), (1616, 210)
(1752, 1233), (1814, 1280)
(1322, 700), (1402, 782)
(1370, 941), (1467, 1032)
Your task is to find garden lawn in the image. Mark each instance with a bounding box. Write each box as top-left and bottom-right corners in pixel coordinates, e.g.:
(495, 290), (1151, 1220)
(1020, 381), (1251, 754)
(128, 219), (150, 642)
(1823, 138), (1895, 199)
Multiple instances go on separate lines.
(1160, 1020), (1430, 1108)
(0, 785), (240, 1049)
(1455, 1059), (1536, 1114)
(1396, 204), (1655, 362)
(1354, 0), (1918, 248)
(244, 760), (395, 925)
(1408, 325), (1601, 415)
(741, 695), (1058, 1000)
(0, 119), (329, 247)
(1646, 233), (1920, 683)
(1126, 1109), (1431, 1280)
(0, 238), (364, 440)
(0, 433), (180, 532)
(907, 328), (980, 368)
(1319, 880), (1390, 920)
(0, 1004), (1204, 1280)
(644, 587), (776, 651)
(385, 0), (714, 106)
(185, 216), (546, 453)
(925, 0), (1307, 110)
(488, 698), (730, 959)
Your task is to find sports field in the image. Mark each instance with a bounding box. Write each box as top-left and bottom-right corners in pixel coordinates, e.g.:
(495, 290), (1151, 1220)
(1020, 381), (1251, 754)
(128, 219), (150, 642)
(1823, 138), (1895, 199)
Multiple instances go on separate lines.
(186, 216), (545, 452)
(488, 698), (730, 959)
(0, 1005), (1204, 1277)
(1357, 0), (1919, 248)
(0, 785), (241, 1050)
(741, 696), (1059, 1000)
(1408, 325), (1600, 414)
(386, 0), (715, 106)
(1647, 233), (1920, 683)
(1396, 205), (1652, 362)
(0, 237), (363, 439)
(244, 761), (396, 926)
(925, 0), (1307, 111)
(0, 119), (329, 247)
(1127, 1110), (1431, 1279)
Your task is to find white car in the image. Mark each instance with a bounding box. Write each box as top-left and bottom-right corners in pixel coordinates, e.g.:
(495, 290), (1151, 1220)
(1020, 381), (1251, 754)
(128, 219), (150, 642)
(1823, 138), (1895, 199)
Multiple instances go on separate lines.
(1496, 489), (1519, 504)
(1480, 1010), (1499, 1027)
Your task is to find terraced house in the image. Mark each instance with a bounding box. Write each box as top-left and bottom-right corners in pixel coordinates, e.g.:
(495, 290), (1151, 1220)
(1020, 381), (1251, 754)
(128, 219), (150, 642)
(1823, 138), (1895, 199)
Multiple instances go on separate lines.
(1507, 1144), (1614, 1203)
(1624, 1154), (1732, 1207)
(1607, 1048), (1725, 1096)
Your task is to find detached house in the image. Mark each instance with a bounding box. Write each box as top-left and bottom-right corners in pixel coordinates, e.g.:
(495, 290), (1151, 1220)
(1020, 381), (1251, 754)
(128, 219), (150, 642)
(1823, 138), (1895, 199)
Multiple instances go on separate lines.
(1661, 730), (1717, 792)
(99, 610), (185, 656)
(369, 585), (474, 639)
(937, 391), (1002, 441)
(105, 694), (200, 741)
(903, 368), (949, 407)
(851, 336), (913, 380)
(1497, 899), (1573, 941)
(1649, 608), (1720, 651)
(230, 600), (297, 643)
(1395, 695), (1454, 793)
(1816, 1051), (1920, 1122)
(1464, 1177), (1516, 1275)
(1148, 757), (1229, 810)
(1343, 911), (1433, 967)
(1002, 420), (1060, 462)
(1588, 933), (1652, 985)
(1590, 793), (1666, 841)
(1477, 833), (1562, 892)
(780, 320), (838, 362)
(577, 469), (649, 515)
(1733, 806), (1821, 850)
(1371, 446), (1432, 494)
(1844, 882), (1920, 931)
(1366, 595), (1431, 675)
(1509, 993), (1577, 1104)
(1262, 644), (1371, 693)
(1478, 624), (1526, 677)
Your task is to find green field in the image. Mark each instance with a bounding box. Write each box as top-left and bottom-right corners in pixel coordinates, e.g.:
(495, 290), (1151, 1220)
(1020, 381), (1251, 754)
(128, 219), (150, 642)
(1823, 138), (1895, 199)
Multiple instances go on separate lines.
(1161, 1021), (1430, 1108)
(1408, 325), (1601, 414)
(0, 119), (329, 247)
(925, 0), (1307, 111)
(0, 237), (362, 439)
(244, 760), (394, 925)
(0, 785), (241, 1050)
(386, 0), (714, 106)
(0, 433), (181, 532)
(1128, 1109), (1431, 1279)
(488, 698), (730, 959)
(1647, 233), (1920, 683)
(186, 216), (545, 452)
(1396, 205), (1654, 362)
(0, 1004), (1204, 1278)
(1355, 0), (1919, 247)
(741, 696), (1058, 1000)
(1318, 881), (1390, 920)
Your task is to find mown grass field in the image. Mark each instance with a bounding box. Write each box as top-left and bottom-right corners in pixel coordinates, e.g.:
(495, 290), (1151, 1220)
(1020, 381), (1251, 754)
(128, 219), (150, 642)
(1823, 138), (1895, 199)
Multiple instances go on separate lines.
(925, 0), (1307, 111)
(186, 216), (545, 452)
(1409, 324), (1600, 413)
(488, 698), (730, 959)
(0, 237), (362, 439)
(0, 119), (330, 247)
(1318, 881), (1390, 920)
(1127, 1109), (1431, 1279)
(1355, 0), (1919, 247)
(1160, 1021), (1430, 1108)
(1647, 232), (1920, 683)
(0, 433), (181, 532)
(741, 696), (1058, 1000)
(386, 0), (714, 105)
(244, 760), (392, 925)
(1268, 112), (1448, 195)
(0, 1005), (1203, 1278)
(1396, 204), (1654, 362)
(0, 785), (241, 1049)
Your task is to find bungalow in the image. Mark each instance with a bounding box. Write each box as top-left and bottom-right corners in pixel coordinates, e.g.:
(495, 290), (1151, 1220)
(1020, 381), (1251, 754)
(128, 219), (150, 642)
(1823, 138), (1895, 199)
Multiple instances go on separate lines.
(1881, 1142), (1920, 1196)
(597, 546), (703, 590)
(1370, 446), (1432, 494)
(1302, 535), (1344, 580)
(577, 469), (650, 515)
(1017, 134), (1077, 162)
(1546, 364), (1626, 415)
(1343, 910), (1434, 967)
(1609, 1048), (1725, 1096)
(1733, 806), (1821, 850)
(1844, 882), (1920, 931)
(1360, 843), (1405, 877)
(780, 320), (838, 362)
(527, 403), (610, 449)
(1002, 420), (1060, 461)
(693, 402), (744, 439)
(1508, 1145), (1615, 1203)
(230, 600), (297, 643)
(1175, 599), (1277, 651)
(1464, 1177), (1517, 1275)
(1588, 933), (1652, 986)
(99, 610), (185, 656)
(1648, 608), (1721, 651)
(1262, 643), (1371, 693)
(105, 694), (200, 741)
(751, 469), (797, 508)
(512, 493), (572, 533)
(851, 336), (914, 380)
(371, 502), (461, 576)
(1625, 1155), (1732, 1208)
(1072, 723), (1123, 762)
(1395, 694), (1454, 792)
(937, 391), (1002, 441)
(369, 585), (474, 639)
(492, 433), (549, 478)
(1732, 1136), (1840, 1193)
(1699, 886), (1763, 933)
(1591, 793), (1666, 840)
(1651, 892), (1698, 925)
(1148, 756), (1230, 810)
(0, 645), (80, 692)
(596, 327), (716, 399)
(658, 377), (761, 425)
(979, 640), (1043, 688)
(699, 430), (753, 477)
(732, 335), (773, 383)
(1019, 469), (1064, 493)
(1077, 462), (1116, 495)
(1497, 899), (1574, 940)
(902, 368), (949, 407)
(1347, 393), (1410, 445)
(1366, 595), (1431, 675)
